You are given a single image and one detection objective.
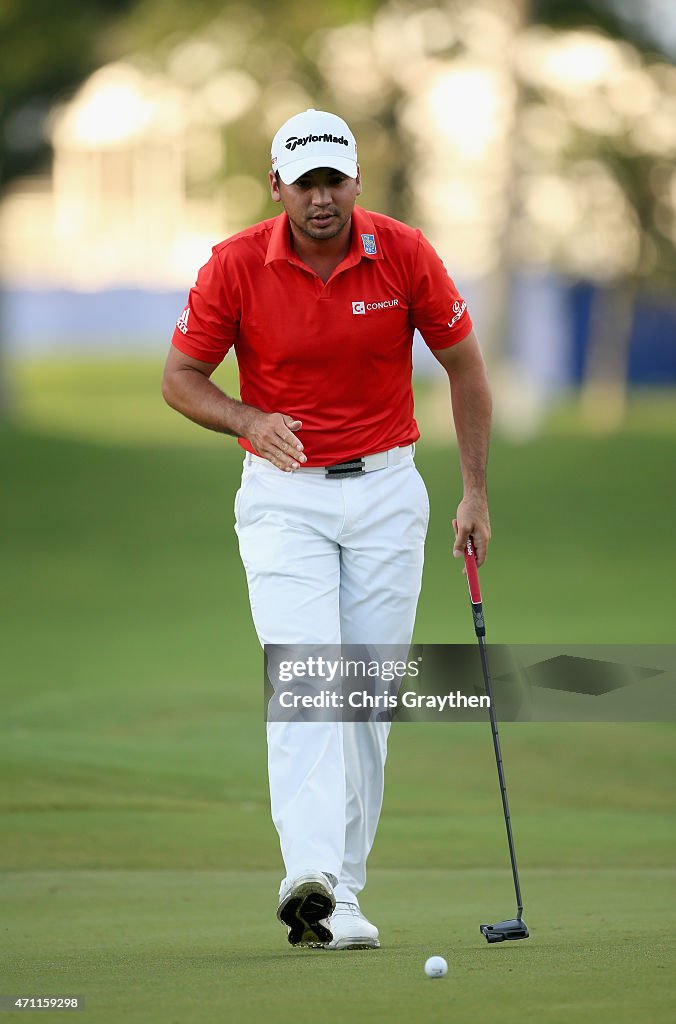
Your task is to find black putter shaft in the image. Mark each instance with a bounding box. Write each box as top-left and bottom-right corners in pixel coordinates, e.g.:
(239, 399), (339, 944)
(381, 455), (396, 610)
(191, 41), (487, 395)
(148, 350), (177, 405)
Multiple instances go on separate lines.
(461, 534), (529, 942)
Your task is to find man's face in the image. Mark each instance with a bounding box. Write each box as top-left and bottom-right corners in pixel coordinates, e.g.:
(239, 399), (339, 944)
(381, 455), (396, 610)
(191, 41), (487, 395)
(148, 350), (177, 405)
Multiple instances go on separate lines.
(269, 166), (362, 242)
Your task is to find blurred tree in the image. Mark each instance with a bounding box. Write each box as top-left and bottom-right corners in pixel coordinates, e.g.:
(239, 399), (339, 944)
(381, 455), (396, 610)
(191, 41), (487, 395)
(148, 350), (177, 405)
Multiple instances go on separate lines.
(1, 0), (670, 191)
(516, 11), (676, 428)
(535, 0), (676, 59)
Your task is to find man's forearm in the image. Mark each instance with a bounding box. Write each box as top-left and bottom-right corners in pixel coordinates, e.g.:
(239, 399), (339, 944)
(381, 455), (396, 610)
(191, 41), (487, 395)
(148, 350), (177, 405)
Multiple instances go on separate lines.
(449, 366), (492, 495)
(162, 366), (257, 438)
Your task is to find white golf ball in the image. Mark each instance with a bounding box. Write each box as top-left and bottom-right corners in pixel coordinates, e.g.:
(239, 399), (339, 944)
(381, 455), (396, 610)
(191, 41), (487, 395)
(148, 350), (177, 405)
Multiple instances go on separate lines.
(425, 955), (448, 978)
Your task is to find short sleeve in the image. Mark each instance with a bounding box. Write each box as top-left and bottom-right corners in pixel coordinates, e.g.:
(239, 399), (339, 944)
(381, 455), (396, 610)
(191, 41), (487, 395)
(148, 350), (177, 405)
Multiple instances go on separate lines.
(170, 247), (239, 364)
(410, 232), (473, 350)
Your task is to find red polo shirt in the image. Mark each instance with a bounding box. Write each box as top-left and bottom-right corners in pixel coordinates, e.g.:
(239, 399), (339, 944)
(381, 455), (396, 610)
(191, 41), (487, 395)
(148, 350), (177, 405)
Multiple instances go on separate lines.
(171, 206), (472, 465)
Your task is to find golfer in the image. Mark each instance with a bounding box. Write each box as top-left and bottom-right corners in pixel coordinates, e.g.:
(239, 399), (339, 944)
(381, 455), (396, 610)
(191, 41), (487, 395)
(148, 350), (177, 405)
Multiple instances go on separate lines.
(162, 108), (492, 950)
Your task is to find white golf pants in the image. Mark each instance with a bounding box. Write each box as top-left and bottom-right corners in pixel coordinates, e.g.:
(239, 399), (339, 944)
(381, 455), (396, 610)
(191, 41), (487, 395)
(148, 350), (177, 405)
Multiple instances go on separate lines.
(234, 448), (429, 903)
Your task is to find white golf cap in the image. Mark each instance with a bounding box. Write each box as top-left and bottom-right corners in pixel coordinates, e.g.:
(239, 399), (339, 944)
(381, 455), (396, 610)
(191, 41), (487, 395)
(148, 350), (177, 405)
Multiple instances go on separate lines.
(271, 108), (358, 185)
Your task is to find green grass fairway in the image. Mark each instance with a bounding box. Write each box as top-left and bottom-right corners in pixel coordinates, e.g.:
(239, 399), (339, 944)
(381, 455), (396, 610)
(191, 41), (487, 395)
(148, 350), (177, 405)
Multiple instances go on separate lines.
(1, 869), (673, 1024)
(1, 361), (675, 1022)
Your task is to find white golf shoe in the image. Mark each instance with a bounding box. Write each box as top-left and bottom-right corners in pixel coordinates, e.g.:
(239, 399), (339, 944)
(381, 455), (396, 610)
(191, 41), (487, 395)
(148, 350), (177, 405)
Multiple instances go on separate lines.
(324, 901), (380, 950)
(276, 872), (336, 947)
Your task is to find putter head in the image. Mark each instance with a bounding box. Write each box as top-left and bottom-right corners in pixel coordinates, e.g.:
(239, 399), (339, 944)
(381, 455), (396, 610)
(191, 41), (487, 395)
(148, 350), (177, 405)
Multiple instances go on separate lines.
(480, 918), (529, 943)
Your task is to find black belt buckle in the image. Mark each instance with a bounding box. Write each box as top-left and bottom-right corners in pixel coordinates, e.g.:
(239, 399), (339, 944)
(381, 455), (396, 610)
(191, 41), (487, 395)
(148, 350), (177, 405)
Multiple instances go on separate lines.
(325, 458), (365, 479)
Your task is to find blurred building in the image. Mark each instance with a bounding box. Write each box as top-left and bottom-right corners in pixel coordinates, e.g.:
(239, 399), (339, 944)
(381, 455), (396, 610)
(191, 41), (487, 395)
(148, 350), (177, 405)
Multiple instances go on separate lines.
(0, 63), (227, 290)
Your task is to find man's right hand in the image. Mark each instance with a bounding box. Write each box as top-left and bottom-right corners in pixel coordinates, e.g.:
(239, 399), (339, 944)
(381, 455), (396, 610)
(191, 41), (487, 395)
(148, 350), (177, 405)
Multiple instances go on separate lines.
(244, 411), (307, 471)
(161, 347), (307, 469)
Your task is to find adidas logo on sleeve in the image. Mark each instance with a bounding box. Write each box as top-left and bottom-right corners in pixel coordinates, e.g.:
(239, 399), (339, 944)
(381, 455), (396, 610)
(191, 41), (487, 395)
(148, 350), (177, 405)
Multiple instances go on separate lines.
(176, 308), (190, 335)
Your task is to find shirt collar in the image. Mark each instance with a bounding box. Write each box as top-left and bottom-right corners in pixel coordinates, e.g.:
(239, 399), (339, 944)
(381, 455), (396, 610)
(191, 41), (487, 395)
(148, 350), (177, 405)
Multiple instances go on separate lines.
(265, 212), (294, 265)
(265, 206), (383, 267)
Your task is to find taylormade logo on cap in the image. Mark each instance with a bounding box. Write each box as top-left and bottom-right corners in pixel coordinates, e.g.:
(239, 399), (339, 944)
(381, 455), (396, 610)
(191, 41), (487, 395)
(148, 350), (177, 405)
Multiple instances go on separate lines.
(285, 134), (349, 152)
(272, 109), (358, 185)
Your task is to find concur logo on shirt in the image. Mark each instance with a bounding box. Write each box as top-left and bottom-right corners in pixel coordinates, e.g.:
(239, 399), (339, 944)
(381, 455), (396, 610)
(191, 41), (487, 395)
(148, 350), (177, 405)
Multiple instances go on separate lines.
(352, 299), (399, 315)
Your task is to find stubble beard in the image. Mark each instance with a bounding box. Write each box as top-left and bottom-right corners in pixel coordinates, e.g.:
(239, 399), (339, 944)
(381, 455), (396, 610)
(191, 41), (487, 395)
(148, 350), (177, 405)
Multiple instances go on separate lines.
(298, 212), (349, 242)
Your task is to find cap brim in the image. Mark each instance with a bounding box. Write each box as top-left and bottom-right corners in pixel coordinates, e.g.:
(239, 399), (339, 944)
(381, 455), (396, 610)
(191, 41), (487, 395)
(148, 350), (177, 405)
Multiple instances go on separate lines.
(277, 154), (358, 185)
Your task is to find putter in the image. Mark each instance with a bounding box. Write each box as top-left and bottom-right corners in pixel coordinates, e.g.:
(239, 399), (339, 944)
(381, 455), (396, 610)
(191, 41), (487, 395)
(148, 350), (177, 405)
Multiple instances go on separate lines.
(461, 533), (529, 943)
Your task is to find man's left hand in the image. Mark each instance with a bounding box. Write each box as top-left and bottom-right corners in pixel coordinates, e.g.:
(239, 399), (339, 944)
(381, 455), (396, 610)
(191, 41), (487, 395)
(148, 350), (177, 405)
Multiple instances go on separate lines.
(452, 495), (491, 567)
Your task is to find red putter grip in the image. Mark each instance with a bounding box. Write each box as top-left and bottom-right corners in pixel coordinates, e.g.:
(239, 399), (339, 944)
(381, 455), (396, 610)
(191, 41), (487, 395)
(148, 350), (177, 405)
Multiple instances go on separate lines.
(462, 535), (486, 637)
(463, 536), (482, 604)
